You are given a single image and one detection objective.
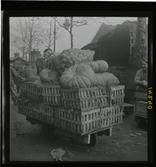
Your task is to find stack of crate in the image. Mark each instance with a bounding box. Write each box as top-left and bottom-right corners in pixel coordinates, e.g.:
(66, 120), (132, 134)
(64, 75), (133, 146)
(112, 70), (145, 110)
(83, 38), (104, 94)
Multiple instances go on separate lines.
(20, 82), (29, 98)
(18, 81), (125, 136)
(54, 85), (125, 135)
(18, 82), (61, 124)
(20, 81), (61, 105)
(26, 82), (42, 102)
(60, 87), (109, 111)
(54, 105), (124, 136)
(41, 84), (61, 106)
(18, 97), (33, 118)
(33, 102), (54, 124)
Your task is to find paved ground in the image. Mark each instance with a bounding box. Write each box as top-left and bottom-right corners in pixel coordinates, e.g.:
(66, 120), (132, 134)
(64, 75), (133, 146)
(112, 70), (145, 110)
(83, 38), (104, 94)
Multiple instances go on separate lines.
(9, 96), (147, 162)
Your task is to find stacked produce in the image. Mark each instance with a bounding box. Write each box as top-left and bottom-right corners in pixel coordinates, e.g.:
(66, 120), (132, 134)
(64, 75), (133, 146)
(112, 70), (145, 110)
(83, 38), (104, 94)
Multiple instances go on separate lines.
(53, 48), (95, 74)
(18, 48), (124, 137)
(60, 60), (119, 89)
(21, 66), (40, 82)
(23, 48), (118, 88)
(92, 72), (120, 88)
(84, 60), (109, 73)
(60, 63), (94, 89)
(40, 68), (61, 84)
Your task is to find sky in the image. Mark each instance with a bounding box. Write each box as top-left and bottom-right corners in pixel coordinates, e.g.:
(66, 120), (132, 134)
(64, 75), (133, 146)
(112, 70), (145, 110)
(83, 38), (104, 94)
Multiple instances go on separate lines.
(10, 17), (139, 56)
(55, 17), (138, 53)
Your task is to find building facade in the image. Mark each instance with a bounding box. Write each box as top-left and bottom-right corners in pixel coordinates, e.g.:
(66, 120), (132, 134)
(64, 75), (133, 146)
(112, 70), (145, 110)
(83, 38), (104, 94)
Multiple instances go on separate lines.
(10, 52), (28, 75)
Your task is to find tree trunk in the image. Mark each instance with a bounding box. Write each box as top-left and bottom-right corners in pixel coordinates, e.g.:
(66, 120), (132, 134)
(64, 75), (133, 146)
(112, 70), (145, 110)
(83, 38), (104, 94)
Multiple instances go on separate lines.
(29, 34), (32, 62)
(22, 46), (24, 58)
(53, 18), (56, 51)
(70, 17), (73, 49)
(70, 33), (73, 49)
(133, 17), (147, 68)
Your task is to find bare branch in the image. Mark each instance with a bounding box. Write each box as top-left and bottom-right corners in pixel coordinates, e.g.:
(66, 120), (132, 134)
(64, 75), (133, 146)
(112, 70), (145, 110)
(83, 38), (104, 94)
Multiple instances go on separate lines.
(53, 17), (70, 33)
(73, 22), (88, 27)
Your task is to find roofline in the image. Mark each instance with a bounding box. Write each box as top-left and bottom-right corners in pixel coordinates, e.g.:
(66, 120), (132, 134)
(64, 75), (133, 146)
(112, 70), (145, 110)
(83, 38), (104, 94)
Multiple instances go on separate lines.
(10, 57), (28, 62)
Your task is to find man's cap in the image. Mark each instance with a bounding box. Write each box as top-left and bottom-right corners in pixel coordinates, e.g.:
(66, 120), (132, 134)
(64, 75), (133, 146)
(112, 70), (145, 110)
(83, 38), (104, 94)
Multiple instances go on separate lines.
(43, 48), (52, 53)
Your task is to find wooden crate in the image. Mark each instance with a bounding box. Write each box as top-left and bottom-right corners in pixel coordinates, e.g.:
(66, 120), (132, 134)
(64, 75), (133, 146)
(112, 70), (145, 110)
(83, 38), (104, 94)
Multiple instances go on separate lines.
(20, 82), (28, 97)
(54, 105), (124, 135)
(108, 85), (125, 99)
(22, 82), (61, 105)
(42, 105), (54, 117)
(134, 90), (147, 101)
(61, 87), (107, 99)
(108, 85), (125, 106)
(18, 98), (33, 117)
(33, 102), (54, 116)
(61, 87), (108, 111)
(32, 111), (54, 124)
(54, 108), (100, 135)
(100, 105), (124, 127)
(26, 82), (42, 102)
(110, 96), (124, 106)
(61, 97), (109, 112)
(41, 84), (61, 106)
(33, 102), (54, 124)
(61, 86), (125, 110)
(135, 101), (147, 118)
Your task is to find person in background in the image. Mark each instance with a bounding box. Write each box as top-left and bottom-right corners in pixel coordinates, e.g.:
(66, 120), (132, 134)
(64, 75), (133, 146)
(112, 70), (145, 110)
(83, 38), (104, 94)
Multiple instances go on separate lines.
(21, 62), (36, 79)
(10, 62), (25, 105)
(35, 48), (53, 75)
(134, 58), (148, 91)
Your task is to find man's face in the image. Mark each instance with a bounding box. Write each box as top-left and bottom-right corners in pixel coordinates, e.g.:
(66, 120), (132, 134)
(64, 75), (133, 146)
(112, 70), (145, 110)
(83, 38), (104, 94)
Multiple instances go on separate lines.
(141, 61), (148, 72)
(44, 50), (52, 59)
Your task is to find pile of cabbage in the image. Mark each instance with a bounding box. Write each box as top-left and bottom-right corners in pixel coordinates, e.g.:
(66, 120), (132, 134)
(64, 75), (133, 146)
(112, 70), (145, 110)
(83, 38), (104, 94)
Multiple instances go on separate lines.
(54, 48), (95, 74)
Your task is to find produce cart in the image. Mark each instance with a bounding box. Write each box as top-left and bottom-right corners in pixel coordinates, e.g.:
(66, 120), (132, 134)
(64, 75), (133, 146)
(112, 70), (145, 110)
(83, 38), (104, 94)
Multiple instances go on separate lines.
(134, 90), (147, 128)
(18, 81), (125, 147)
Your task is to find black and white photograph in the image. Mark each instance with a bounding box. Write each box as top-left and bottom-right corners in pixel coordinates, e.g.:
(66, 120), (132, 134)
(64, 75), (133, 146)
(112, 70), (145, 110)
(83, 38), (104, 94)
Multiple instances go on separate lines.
(2, 11), (153, 163)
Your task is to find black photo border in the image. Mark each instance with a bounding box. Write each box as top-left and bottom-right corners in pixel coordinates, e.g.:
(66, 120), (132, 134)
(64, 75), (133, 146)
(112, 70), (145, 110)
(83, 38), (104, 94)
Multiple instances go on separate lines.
(1, 1), (154, 164)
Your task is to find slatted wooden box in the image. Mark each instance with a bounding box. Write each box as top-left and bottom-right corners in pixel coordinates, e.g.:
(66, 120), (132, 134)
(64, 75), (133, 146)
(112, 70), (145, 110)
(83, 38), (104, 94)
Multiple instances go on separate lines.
(53, 105), (124, 135)
(18, 98), (33, 117)
(41, 84), (61, 106)
(20, 82), (28, 97)
(108, 85), (125, 106)
(60, 87), (109, 112)
(33, 102), (54, 124)
(135, 101), (147, 118)
(100, 105), (124, 128)
(61, 87), (107, 99)
(134, 90), (147, 101)
(22, 82), (61, 106)
(26, 82), (42, 102)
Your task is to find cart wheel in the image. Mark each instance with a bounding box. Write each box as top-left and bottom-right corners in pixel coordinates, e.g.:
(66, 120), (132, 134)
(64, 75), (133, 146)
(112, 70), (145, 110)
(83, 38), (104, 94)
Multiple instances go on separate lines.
(87, 134), (97, 147)
(137, 118), (146, 129)
(42, 124), (55, 141)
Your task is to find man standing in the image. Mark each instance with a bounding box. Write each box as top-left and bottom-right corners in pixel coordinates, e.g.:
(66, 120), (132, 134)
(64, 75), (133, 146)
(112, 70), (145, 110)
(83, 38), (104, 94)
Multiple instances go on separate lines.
(10, 62), (25, 105)
(35, 48), (53, 75)
(134, 58), (148, 90)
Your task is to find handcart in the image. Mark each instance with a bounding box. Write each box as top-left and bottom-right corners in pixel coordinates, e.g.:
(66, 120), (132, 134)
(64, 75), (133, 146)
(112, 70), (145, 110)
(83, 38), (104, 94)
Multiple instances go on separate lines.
(26, 115), (113, 147)
(134, 90), (147, 128)
(18, 82), (125, 147)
